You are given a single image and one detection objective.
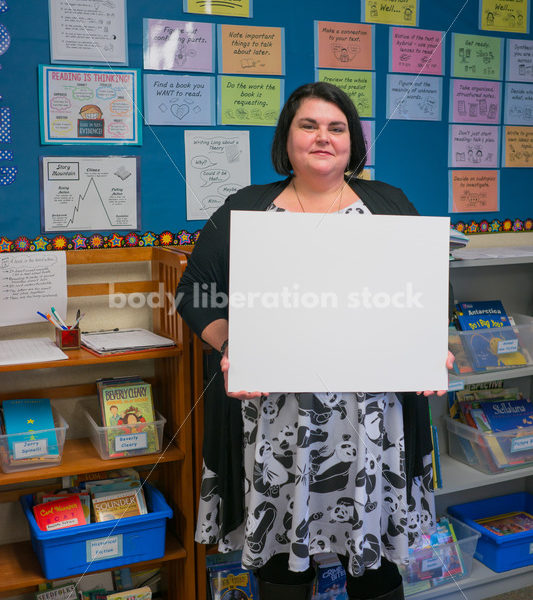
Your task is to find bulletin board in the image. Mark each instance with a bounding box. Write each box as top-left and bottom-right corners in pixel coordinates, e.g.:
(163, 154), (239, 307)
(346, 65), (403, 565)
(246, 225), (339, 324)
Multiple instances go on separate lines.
(0, 0), (532, 252)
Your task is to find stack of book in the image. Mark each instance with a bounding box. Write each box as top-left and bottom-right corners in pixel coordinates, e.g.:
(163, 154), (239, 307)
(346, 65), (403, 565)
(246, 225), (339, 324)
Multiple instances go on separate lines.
(448, 382), (533, 471)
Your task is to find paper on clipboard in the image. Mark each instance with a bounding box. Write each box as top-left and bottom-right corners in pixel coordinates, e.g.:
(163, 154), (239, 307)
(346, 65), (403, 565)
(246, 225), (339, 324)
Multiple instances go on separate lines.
(81, 328), (175, 354)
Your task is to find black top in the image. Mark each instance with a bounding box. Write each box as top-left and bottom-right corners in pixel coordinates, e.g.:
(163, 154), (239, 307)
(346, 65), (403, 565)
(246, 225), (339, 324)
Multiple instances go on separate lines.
(176, 177), (437, 536)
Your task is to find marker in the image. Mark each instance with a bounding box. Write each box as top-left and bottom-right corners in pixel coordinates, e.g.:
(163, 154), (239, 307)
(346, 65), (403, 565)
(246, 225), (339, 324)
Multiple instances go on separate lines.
(71, 311), (86, 329)
(50, 307), (68, 330)
(37, 311), (56, 326)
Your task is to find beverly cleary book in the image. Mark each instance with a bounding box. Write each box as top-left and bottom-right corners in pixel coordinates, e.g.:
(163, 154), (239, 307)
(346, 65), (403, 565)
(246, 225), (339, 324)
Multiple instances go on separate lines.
(97, 378), (158, 458)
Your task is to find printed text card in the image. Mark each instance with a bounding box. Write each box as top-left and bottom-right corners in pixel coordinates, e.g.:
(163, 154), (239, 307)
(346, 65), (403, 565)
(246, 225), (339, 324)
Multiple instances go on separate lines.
(504, 82), (533, 125)
(386, 74), (442, 121)
(143, 19), (215, 73)
(480, 0), (530, 34)
(450, 79), (501, 124)
(389, 27), (443, 75)
(143, 74), (215, 126)
(449, 170), (499, 213)
(361, 120), (375, 165)
(183, 0), (251, 18)
(449, 125), (500, 168)
(362, 0), (419, 26)
(452, 33), (503, 80)
(317, 70), (374, 118)
(218, 24), (284, 75)
(218, 76), (282, 126)
(507, 39), (533, 82)
(314, 21), (374, 70)
(228, 212), (450, 392)
(504, 126), (533, 166)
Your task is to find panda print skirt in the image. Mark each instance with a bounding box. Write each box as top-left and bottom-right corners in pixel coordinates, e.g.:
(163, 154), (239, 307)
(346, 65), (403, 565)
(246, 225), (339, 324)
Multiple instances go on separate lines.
(195, 392), (436, 577)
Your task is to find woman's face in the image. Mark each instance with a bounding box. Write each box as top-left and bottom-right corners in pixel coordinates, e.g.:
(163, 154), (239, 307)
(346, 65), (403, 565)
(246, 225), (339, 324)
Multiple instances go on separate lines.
(286, 97), (351, 180)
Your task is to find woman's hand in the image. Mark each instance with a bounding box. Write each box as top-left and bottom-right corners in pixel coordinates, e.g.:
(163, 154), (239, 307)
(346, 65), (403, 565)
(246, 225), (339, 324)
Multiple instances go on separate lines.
(417, 351), (455, 397)
(220, 352), (268, 401)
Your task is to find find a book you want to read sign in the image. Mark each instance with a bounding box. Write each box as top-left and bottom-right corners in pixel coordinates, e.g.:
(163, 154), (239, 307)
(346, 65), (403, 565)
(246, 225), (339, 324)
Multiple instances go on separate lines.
(0, 0), (531, 252)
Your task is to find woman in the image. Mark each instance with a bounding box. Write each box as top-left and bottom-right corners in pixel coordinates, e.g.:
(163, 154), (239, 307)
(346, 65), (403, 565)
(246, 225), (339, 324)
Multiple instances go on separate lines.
(177, 82), (452, 600)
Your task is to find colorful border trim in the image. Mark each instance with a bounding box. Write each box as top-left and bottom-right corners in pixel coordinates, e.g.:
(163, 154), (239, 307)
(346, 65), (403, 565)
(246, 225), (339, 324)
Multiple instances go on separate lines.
(0, 219), (531, 252)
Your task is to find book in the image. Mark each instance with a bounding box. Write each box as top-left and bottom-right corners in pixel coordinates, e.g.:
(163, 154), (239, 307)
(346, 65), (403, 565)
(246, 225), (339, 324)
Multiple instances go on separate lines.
(33, 494), (86, 531)
(106, 586), (152, 600)
(97, 378), (157, 458)
(2, 398), (59, 460)
(475, 511), (533, 536)
(448, 329), (473, 374)
(35, 585), (77, 600)
(92, 487), (147, 522)
(455, 301), (529, 371)
(313, 554), (348, 599)
(208, 562), (259, 600)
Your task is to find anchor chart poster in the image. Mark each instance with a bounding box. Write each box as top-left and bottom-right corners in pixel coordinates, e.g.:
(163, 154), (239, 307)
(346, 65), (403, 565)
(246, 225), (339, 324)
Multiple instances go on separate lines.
(40, 156), (140, 232)
(39, 65), (142, 145)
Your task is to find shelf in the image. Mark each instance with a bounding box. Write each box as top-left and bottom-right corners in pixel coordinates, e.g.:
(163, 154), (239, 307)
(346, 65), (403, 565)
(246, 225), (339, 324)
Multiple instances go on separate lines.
(411, 558), (533, 600)
(435, 454), (533, 496)
(449, 365), (533, 386)
(0, 346), (183, 373)
(0, 533), (186, 594)
(0, 437), (184, 486)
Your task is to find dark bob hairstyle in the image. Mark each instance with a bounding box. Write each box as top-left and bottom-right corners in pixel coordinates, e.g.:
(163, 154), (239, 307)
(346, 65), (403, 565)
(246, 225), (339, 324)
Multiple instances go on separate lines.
(271, 81), (367, 176)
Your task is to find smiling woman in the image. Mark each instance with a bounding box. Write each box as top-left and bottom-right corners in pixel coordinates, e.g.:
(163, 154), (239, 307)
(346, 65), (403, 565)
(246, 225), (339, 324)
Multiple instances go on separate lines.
(176, 81), (452, 600)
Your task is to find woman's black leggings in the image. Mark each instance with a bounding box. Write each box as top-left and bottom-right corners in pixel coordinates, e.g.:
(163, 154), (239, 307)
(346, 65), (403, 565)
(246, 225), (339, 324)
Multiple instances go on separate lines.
(256, 553), (402, 599)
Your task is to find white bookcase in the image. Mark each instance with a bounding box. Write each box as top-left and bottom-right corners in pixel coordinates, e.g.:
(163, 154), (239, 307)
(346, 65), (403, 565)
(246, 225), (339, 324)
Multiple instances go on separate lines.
(424, 247), (533, 599)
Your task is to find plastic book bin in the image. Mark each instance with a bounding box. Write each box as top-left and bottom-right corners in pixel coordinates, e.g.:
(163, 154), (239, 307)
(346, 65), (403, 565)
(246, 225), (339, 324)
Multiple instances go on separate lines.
(84, 408), (166, 460)
(399, 516), (480, 596)
(20, 482), (172, 579)
(445, 415), (533, 475)
(0, 411), (68, 473)
(448, 492), (533, 572)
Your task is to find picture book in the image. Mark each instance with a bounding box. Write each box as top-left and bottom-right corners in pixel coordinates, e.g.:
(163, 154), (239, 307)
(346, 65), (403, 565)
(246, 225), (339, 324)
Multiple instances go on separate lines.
(92, 487), (147, 522)
(33, 494), (86, 531)
(455, 301), (529, 371)
(481, 398), (533, 432)
(35, 584), (77, 600)
(475, 511), (533, 536)
(314, 557), (348, 599)
(97, 378), (158, 458)
(106, 586), (152, 600)
(209, 562), (259, 600)
(2, 398), (59, 459)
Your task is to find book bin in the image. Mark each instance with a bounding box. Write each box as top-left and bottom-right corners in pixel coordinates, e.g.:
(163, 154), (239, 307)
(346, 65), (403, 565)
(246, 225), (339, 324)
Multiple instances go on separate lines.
(20, 483), (172, 579)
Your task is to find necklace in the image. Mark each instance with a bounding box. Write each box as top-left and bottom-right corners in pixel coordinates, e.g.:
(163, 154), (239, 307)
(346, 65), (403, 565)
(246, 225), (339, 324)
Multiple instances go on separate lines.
(292, 179), (345, 213)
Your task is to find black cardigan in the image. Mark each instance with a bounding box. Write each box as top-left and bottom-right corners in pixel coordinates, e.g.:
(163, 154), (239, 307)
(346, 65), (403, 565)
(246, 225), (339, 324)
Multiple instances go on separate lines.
(177, 177), (435, 536)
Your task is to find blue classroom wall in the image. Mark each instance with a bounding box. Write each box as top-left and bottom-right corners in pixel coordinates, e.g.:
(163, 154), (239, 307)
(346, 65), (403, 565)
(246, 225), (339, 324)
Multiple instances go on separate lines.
(0, 0), (532, 250)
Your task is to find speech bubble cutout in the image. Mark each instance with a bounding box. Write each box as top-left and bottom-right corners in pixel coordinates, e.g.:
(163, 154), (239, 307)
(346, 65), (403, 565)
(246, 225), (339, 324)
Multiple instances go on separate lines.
(203, 195), (224, 206)
(191, 155), (216, 169)
(200, 168), (230, 187)
(217, 183), (243, 196)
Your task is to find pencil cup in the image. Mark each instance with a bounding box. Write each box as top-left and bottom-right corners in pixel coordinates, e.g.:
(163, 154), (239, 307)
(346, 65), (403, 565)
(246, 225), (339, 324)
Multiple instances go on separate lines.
(55, 327), (80, 350)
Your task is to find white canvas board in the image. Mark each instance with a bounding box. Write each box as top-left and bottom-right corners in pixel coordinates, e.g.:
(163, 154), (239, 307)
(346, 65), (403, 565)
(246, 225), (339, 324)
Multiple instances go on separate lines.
(228, 212), (450, 393)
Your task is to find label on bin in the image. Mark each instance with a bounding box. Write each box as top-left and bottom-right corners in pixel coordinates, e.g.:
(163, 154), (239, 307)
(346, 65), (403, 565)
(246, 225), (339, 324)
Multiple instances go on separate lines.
(13, 439), (47, 459)
(86, 535), (123, 562)
(115, 433), (148, 452)
(496, 339), (519, 354)
(511, 435), (533, 453)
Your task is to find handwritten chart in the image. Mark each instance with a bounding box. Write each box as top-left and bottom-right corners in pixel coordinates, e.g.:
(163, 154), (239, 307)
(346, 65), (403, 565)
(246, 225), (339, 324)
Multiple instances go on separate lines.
(144, 74), (215, 126)
(317, 70), (374, 118)
(507, 39), (533, 82)
(449, 170), (499, 213)
(184, 130), (250, 220)
(389, 27), (443, 75)
(39, 65), (141, 145)
(450, 79), (501, 124)
(452, 33), (503, 81)
(386, 74), (442, 121)
(314, 21), (374, 70)
(218, 24), (284, 75)
(504, 125), (533, 166)
(143, 19), (215, 73)
(218, 76), (282, 126)
(449, 125), (500, 168)
(40, 156), (140, 231)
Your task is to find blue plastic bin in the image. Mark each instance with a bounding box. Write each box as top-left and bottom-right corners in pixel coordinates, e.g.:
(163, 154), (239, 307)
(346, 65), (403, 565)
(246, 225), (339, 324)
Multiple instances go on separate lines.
(448, 492), (533, 572)
(21, 482), (172, 579)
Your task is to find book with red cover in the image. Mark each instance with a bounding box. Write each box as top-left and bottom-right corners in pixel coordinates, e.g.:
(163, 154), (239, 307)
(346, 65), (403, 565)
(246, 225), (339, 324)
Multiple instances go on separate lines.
(33, 494), (86, 531)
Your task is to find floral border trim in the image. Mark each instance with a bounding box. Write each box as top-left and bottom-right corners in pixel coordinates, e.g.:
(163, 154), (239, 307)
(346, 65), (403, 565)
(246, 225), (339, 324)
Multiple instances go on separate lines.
(0, 218), (531, 252)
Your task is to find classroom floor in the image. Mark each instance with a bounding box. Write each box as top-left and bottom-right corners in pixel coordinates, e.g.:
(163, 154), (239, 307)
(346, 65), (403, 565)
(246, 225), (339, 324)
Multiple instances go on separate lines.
(485, 585), (533, 599)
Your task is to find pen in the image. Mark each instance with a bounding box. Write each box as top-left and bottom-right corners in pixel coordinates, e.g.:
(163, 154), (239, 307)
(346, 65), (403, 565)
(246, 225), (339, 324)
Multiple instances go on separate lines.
(72, 311), (86, 329)
(37, 311), (56, 326)
(51, 307), (68, 330)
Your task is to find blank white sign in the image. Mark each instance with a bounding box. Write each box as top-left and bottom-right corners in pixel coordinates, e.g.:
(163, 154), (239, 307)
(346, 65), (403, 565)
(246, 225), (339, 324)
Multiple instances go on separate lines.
(228, 211), (450, 393)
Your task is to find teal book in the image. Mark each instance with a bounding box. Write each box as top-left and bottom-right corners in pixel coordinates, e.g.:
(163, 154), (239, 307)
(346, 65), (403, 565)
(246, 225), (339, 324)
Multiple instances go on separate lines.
(2, 399), (59, 459)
